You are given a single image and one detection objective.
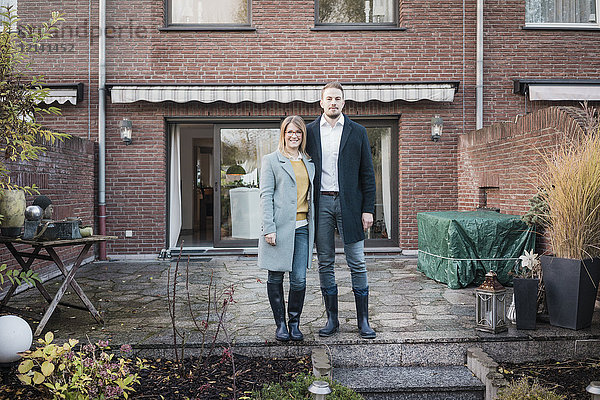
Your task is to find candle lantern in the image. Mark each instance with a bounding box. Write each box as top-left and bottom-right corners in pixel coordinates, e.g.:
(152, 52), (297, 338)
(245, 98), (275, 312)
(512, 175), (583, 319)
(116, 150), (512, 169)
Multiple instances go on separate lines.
(475, 270), (508, 333)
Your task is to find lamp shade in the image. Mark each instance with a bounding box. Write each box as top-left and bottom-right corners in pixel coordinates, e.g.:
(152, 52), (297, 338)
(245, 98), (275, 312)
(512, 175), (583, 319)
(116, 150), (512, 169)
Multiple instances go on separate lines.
(0, 315), (33, 363)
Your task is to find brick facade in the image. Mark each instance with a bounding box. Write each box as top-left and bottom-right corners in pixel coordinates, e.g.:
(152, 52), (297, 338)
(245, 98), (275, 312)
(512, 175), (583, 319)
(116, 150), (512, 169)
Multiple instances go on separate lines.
(458, 106), (589, 254)
(0, 135), (96, 288)
(13, 1), (600, 255)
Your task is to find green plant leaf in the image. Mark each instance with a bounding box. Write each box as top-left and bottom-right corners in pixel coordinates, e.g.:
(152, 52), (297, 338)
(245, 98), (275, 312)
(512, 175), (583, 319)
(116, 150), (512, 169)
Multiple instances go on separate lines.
(18, 359), (34, 373)
(32, 371), (45, 384)
(17, 374), (32, 385)
(41, 361), (55, 376)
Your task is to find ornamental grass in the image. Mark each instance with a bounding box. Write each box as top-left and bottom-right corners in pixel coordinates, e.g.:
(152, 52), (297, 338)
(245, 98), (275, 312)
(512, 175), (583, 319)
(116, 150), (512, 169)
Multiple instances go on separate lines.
(537, 107), (600, 260)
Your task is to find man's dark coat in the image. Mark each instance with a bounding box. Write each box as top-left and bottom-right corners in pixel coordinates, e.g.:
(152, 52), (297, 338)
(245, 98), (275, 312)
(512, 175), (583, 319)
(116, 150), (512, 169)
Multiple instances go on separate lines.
(305, 114), (376, 244)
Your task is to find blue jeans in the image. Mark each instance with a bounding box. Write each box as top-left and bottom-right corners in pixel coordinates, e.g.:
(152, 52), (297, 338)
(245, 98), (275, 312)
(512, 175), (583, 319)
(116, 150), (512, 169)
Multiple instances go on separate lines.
(267, 225), (309, 291)
(315, 194), (368, 292)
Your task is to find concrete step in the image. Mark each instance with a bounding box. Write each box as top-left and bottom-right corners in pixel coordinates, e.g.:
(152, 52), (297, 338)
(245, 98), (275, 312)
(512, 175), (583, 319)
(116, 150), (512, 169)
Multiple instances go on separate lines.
(333, 365), (484, 400)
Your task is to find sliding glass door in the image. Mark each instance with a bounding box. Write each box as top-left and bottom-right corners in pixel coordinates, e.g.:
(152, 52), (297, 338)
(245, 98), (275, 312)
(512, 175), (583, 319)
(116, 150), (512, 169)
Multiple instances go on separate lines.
(213, 124), (279, 247)
(168, 119), (398, 249)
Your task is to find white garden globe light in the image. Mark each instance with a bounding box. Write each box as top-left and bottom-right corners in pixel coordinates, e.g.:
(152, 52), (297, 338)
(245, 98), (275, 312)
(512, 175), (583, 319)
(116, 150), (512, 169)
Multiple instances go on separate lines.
(0, 315), (33, 363)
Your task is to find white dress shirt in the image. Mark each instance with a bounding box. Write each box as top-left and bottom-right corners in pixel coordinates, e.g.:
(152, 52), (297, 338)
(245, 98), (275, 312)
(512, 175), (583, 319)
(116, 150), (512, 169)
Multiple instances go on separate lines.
(319, 114), (344, 192)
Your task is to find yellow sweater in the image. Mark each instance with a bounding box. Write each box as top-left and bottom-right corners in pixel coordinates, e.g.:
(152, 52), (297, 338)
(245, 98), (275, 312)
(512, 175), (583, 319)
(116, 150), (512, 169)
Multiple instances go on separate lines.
(290, 160), (309, 221)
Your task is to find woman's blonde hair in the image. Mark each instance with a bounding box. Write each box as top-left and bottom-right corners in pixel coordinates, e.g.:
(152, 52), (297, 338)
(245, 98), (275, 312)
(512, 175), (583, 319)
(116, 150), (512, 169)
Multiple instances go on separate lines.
(278, 115), (308, 158)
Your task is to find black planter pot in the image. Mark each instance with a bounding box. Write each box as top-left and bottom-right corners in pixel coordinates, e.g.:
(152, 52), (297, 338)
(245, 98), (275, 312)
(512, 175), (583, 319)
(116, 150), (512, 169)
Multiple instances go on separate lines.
(540, 256), (600, 330)
(513, 277), (539, 330)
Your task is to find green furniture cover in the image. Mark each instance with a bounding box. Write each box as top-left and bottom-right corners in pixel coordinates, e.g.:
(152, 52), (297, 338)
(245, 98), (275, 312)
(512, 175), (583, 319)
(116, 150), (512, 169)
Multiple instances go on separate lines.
(417, 210), (535, 289)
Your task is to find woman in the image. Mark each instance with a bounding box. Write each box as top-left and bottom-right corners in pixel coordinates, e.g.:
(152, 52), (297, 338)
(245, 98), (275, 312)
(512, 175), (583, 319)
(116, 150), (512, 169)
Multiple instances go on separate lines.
(258, 115), (315, 342)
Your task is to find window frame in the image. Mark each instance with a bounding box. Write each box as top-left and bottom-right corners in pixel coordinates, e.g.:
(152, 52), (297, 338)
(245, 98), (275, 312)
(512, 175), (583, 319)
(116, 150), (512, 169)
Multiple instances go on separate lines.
(524, 0), (600, 29)
(356, 118), (399, 248)
(314, 0), (399, 30)
(163, 0), (252, 30)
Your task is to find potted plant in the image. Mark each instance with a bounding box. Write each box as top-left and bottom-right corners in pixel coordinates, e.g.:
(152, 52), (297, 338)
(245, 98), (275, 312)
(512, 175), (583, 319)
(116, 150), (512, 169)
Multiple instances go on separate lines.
(511, 250), (542, 330)
(534, 105), (600, 330)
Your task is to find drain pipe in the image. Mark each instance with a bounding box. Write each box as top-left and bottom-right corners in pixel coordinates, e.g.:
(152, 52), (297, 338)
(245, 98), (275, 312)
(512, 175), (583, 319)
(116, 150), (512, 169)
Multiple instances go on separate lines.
(476, 0), (484, 130)
(97, 0), (107, 260)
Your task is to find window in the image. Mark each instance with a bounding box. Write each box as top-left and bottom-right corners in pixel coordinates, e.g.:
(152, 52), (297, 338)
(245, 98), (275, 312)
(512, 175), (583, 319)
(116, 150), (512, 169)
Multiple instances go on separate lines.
(525, 0), (599, 27)
(216, 125), (279, 246)
(168, 0), (249, 25)
(316, 0), (396, 25)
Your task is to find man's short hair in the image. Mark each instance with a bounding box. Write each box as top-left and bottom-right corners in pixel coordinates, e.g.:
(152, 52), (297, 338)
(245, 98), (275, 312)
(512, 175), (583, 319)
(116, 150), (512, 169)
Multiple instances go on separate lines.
(321, 82), (344, 99)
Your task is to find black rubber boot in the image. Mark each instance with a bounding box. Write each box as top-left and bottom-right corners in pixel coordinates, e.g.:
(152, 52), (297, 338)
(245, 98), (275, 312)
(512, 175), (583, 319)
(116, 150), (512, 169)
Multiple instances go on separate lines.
(318, 286), (339, 337)
(267, 282), (290, 342)
(354, 288), (376, 339)
(287, 288), (306, 341)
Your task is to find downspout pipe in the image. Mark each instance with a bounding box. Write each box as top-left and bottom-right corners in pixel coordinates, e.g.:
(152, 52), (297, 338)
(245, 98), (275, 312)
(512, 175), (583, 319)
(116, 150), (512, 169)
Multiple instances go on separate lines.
(476, 0), (484, 129)
(98, 0), (107, 260)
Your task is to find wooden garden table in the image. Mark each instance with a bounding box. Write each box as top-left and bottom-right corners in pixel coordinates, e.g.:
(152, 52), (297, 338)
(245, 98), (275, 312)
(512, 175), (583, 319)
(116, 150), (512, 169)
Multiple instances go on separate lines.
(0, 235), (116, 336)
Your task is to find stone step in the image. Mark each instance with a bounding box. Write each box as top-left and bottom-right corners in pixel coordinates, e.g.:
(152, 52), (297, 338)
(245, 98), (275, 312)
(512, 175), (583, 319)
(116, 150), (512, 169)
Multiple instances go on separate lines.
(333, 365), (485, 400)
(223, 332), (600, 369)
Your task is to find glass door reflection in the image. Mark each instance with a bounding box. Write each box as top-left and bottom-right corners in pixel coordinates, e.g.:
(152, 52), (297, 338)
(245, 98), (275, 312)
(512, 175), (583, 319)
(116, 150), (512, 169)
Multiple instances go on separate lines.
(214, 125), (279, 247)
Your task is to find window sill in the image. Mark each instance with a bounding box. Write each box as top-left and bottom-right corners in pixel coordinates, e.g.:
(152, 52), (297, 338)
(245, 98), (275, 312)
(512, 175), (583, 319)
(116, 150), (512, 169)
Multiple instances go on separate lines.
(311, 25), (406, 31)
(522, 24), (600, 31)
(159, 26), (256, 32)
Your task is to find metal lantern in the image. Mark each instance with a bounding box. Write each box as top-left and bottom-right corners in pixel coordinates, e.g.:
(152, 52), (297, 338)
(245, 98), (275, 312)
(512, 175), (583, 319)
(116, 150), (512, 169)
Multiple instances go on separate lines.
(475, 271), (508, 333)
(431, 115), (444, 141)
(120, 118), (133, 145)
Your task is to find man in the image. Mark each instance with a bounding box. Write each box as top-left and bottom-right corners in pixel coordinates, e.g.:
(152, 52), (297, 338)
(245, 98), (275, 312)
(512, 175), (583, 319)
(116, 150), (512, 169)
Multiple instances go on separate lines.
(305, 82), (377, 339)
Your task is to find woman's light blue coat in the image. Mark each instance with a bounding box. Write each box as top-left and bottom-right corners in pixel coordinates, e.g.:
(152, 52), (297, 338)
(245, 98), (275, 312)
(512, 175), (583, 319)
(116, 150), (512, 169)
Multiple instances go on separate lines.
(258, 151), (315, 272)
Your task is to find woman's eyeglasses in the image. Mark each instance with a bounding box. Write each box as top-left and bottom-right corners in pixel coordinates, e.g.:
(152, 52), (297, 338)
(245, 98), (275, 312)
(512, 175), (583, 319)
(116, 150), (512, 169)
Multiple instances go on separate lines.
(285, 130), (303, 137)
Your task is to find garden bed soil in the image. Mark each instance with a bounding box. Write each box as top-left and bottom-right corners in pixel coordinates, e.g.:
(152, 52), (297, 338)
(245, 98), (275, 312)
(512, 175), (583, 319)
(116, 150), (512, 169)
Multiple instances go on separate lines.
(0, 353), (312, 400)
(499, 358), (600, 399)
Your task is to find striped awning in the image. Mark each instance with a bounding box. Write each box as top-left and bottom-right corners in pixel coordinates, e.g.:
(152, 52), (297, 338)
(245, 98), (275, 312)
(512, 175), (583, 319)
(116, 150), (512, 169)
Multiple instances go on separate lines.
(109, 83), (458, 104)
(529, 85), (600, 101)
(43, 88), (79, 105)
(39, 84), (84, 105)
(514, 79), (600, 101)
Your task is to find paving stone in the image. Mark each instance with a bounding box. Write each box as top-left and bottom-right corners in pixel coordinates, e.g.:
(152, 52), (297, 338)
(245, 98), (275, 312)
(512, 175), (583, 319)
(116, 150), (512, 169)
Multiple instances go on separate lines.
(2, 255), (600, 371)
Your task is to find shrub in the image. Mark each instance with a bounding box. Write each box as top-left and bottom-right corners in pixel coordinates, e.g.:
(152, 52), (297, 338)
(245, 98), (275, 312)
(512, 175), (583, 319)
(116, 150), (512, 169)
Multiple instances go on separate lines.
(251, 372), (363, 400)
(498, 378), (565, 400)
(536, 106), (600, 259)
(17, 332), (146, 399)
(0, 6), (69, 191)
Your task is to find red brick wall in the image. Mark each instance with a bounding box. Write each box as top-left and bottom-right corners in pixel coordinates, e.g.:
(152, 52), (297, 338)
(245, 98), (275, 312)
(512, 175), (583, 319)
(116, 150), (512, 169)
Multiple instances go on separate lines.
(484, 0), (600, 123)
(0, 135), (96, 290)
(458, 106), (588, 254)
(15, 1), (600, 254)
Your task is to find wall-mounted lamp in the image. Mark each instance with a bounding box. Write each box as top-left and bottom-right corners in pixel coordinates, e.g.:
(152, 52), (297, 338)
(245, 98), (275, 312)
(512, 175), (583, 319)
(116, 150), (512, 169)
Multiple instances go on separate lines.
(431, 115), (443, 142)
(120, 118), (132, 145)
